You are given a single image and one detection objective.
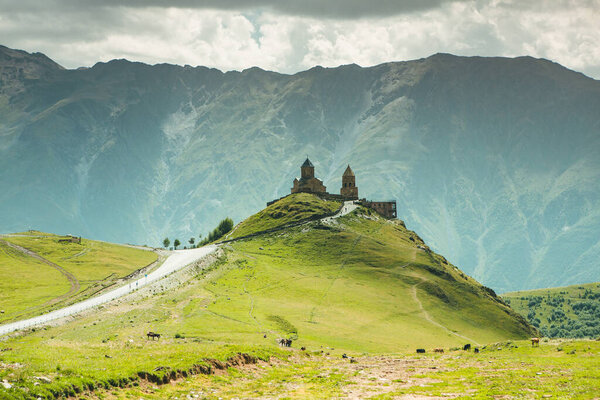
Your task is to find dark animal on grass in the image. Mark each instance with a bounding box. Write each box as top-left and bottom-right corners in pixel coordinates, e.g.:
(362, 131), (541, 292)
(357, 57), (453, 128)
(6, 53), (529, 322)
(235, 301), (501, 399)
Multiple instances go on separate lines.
(147, 332), (161, 340)
(434, 348), (444, 353)
(463, 343), (471, 351)
(416, 349), (426, 354)
(342, 353), (348, 359)
(474, 348), (480, 353)
(301, 347), (306, 351)
(531, 337), (540, 347)
(278, 338), (292, 347)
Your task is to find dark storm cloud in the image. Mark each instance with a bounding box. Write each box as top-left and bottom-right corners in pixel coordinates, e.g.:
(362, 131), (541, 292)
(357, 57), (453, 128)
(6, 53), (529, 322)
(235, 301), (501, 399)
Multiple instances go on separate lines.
(0, 0), (458, 19)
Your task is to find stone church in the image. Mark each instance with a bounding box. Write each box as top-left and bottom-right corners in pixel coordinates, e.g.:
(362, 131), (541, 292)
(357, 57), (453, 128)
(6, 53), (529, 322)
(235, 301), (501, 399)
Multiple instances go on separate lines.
(283, 158), (395, 218)
(284, 157), (397, 218)
(291, 158), (358, 200)
(291, 158), (328, 195)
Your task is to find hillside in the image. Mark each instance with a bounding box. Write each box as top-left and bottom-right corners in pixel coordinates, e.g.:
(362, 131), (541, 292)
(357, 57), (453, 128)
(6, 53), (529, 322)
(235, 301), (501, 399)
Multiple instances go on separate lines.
(0, 195), (538, 399)
(0, 231), (157, 323)
(1, 45), (599, 292)
(503, 282), (600, 339)
(226, 193), (341, 239)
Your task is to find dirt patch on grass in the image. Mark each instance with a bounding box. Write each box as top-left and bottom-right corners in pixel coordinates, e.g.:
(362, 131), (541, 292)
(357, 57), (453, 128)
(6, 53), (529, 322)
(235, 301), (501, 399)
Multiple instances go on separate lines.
(326, 355), (458, 399)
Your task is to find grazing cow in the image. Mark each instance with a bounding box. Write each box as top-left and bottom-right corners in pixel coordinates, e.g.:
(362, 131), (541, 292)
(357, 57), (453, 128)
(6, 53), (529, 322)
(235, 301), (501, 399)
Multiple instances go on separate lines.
(474, 348), (480, 353)
(531, 337), (540, 347)
(342, 353), (348, 359)
(416, 349), (426, 354)
(147, 332), (160, 341)
(434, 348), (444, 353)
(300, 347), (306, 351)
(463, 344), (471, 351)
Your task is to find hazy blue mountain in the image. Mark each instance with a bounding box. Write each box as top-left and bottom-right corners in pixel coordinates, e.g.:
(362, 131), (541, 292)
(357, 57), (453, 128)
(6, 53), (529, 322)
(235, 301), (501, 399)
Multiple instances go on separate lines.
(1, 44), (599, 292)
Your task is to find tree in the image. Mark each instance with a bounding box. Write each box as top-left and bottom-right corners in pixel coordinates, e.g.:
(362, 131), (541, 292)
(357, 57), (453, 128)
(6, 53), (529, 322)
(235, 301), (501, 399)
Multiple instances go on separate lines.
(189, 237), (195, 247)
(174, 239), (181, 249)
(162, 237), (170, 248)
(198, 217), (234, 246)
(217, 218), (234, 236)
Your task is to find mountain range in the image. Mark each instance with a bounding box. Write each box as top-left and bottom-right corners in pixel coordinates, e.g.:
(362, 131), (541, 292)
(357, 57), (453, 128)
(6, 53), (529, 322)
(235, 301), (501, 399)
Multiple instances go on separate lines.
(1, 44), (599, 292)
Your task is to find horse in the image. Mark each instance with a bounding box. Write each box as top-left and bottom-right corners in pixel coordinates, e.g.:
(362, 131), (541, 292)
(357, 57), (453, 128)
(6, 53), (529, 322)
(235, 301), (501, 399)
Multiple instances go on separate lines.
(147, 332), (161, 341)
(531, 337), (540, 347)
(278, 338), (292, 347)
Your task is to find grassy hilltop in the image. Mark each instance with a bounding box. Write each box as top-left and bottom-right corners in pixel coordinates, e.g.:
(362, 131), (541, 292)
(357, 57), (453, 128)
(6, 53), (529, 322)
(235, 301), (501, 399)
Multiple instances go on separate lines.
(0, 194), (544, 399)
(0, 232), (158, 323)
(503, 282), (600, 339)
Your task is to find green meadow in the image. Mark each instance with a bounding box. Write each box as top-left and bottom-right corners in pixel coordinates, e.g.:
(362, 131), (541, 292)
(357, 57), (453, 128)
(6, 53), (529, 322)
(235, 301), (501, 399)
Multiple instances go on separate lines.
(0, 196), (542, 399)
(0, 232), (158, 323)
(84, 339), (600, 399)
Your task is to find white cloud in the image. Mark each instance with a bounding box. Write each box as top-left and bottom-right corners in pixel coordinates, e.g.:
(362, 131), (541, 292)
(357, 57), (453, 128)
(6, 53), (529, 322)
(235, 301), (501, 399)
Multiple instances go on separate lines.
(0, 0), (598, 79)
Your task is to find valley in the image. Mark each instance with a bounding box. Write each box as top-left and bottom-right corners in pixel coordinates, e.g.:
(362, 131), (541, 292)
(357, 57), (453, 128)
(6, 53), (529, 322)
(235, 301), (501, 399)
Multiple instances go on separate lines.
(2, 45), (600, 292)
(0, 195), (555, 399)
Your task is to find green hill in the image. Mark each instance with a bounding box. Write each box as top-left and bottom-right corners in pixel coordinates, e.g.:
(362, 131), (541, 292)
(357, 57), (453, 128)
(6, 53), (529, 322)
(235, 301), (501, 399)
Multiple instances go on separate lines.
(0, 231), (158, 323)
(0, 195), (538, 399)
(503, 282), (600, 338)
(226, 193), (341, 239)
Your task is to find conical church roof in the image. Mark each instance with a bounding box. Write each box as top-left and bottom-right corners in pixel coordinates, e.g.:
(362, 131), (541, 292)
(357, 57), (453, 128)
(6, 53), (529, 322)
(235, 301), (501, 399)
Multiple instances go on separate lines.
(343, 165), (355, 176)
(302, 158), (314, 167)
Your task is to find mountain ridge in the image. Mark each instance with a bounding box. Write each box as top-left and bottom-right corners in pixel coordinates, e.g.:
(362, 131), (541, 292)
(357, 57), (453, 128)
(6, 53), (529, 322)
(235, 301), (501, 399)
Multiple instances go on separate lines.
(1, 44), (599, 292)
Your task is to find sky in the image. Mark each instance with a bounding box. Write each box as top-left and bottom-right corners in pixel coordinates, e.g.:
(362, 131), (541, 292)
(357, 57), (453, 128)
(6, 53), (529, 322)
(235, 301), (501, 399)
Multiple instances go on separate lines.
(1, 0), (599, 79)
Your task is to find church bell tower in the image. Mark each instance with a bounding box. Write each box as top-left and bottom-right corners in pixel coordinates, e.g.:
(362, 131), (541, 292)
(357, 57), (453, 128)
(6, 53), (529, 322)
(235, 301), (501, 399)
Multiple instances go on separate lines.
(340, 165), (358, 199)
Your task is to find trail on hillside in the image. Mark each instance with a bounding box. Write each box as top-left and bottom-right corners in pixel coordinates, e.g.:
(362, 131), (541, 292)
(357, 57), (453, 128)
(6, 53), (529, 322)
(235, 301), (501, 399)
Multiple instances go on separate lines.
(411, 278), (480, 345)
(1, 239), (80, 308)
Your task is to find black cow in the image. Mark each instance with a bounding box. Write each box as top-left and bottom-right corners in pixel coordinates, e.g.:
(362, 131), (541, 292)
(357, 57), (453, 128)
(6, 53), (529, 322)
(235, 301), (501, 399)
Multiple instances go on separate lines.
(147, 332), (161, 341)
(416, 348), (426, 354)
(463, 343), (471, 351)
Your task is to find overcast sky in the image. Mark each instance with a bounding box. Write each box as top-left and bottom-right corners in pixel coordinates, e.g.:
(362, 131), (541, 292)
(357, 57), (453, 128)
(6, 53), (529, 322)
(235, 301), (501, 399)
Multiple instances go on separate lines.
(1, 0), (599, 79)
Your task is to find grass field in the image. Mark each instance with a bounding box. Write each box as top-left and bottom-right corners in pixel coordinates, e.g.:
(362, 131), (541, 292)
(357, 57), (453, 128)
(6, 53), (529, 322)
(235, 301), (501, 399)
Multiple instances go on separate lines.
(83, 339), (600, 399)
(0, 232), (158, 323)
(0, 197), (540, 399)
(227, 193), (341, 239)
(0, 241), (70, 319)
(503, 282), (600, 339)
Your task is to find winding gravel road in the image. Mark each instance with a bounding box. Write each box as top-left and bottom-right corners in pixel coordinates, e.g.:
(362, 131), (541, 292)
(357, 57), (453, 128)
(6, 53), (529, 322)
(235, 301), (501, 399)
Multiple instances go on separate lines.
(0, 245), (217, 336)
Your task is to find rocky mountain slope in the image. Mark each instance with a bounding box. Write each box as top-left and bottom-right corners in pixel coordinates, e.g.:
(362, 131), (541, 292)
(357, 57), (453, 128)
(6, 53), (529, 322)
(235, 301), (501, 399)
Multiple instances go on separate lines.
(1, 44), (599, 291)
